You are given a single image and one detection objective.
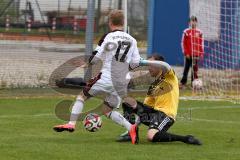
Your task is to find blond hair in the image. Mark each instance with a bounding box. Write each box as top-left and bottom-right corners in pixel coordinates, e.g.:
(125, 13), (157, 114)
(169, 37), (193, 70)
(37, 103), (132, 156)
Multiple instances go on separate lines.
(109, 10), (124, 26)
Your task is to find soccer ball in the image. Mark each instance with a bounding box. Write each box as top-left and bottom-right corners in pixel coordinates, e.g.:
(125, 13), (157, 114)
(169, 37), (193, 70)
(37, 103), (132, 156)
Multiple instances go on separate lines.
(83, 113), (102, 132)
(192, 79), (203, 90)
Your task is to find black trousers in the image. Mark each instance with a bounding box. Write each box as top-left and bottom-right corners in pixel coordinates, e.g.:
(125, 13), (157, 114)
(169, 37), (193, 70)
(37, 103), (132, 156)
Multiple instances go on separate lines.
(180, 57), (199, 85)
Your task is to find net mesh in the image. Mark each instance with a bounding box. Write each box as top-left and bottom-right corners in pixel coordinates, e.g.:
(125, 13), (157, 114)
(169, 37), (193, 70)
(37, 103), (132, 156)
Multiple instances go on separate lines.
(190, 0), (240, 103)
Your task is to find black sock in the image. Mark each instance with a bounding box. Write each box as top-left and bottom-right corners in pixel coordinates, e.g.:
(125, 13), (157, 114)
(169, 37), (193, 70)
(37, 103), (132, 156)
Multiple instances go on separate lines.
(152, 131), (187, 142)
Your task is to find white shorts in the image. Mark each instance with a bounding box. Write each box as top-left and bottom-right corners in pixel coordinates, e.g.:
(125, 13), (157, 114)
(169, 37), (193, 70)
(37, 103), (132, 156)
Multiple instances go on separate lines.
(83, 73), (129, 108)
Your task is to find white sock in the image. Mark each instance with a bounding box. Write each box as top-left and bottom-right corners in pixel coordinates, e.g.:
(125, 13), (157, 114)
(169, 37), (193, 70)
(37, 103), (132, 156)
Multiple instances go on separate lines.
(135, 114), (141, 125)
(69, 99), (84, 126)
(107, 111), (131, 131)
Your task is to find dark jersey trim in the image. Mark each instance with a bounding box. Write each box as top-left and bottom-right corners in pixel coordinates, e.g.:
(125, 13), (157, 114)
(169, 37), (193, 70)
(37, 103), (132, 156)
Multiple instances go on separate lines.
(98, 29), (124, 46)
(89, 50), (98, 63)
(83, 72), (102, 97)
(98, 33), (108, 46)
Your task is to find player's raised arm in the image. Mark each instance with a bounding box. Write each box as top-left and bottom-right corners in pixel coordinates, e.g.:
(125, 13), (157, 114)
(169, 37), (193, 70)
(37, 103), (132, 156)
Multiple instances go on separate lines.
(139, 59), (171, 75)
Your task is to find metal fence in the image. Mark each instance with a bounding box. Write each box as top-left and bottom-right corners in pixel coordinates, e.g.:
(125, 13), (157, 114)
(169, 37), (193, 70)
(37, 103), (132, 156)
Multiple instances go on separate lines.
(0, 0), (148, 42)
(0, 0), (149, 89)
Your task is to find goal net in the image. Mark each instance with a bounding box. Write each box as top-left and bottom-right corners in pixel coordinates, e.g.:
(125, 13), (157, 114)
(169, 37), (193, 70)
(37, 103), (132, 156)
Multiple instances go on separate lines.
(190, 0), (240, 103)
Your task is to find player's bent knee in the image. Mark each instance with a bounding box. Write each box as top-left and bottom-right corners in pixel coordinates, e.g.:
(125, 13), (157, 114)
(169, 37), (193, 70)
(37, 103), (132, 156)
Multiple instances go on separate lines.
(147, 129), (159, 141)
(123, 97), (137, 108)
(147, 132), (154, 141)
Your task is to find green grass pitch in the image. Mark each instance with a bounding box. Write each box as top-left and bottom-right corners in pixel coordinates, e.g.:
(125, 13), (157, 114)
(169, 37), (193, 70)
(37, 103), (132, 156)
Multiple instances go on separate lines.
(0, 97), (239, 160)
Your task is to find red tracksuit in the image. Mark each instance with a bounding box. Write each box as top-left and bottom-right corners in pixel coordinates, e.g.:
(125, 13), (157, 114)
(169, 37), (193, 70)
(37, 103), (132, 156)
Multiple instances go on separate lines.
(181, 28), (204, 57)
(180, 28), (204, 85)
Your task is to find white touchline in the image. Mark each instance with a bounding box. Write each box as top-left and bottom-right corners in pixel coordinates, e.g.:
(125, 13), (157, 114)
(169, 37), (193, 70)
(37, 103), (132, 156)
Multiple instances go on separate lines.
(0, 106), (239, 124)
(0, 113), (52, 119)
(180, 106), (240, 110)
(192, 118), (240, 125)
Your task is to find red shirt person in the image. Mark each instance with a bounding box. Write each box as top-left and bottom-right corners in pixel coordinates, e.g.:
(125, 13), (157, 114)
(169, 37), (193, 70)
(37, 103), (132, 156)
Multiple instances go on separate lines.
(180, 16), (204, 88)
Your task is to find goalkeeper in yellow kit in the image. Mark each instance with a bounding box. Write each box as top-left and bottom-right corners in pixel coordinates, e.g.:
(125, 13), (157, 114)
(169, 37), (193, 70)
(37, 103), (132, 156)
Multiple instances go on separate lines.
(117, 54), (202, 145)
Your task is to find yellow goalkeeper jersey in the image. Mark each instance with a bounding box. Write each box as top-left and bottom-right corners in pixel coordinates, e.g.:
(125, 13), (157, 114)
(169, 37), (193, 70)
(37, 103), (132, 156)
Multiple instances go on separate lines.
(143, 69), (179, 120)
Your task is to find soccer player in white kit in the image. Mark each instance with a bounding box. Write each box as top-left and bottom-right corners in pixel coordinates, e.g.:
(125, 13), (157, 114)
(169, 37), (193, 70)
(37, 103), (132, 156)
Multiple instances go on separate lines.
(53, 10), (140, 144)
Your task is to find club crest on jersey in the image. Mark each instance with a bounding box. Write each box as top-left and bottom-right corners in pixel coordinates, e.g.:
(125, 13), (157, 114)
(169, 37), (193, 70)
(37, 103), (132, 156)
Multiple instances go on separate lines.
(104, 42), (118, 51)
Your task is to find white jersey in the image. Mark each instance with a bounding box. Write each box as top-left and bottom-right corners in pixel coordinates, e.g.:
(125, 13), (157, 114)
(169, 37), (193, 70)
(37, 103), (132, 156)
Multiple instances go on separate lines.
(92, 30), (141, 81)
(86, 30), (140, 108)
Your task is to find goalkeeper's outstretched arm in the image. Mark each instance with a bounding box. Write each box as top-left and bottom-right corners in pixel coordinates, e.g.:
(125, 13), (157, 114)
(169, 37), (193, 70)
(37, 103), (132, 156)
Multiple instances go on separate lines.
(139, 59), (171, 75)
